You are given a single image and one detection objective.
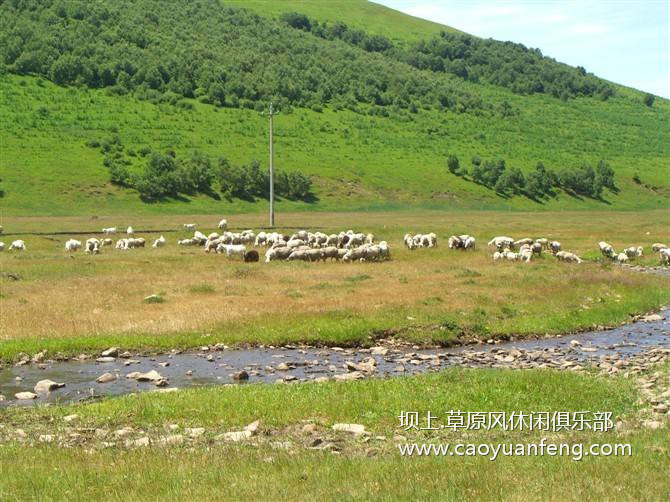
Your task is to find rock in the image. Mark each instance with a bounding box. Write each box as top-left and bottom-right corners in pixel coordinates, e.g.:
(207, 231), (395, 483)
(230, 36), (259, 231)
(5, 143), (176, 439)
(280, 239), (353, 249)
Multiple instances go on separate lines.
(641, 314), (663, 322)
(218, 430), (252, 442)
(244, 420), (260, 434)
(345, 358), (376, 374)
(126, 437), (150, 448)
(652, 403), (668, 414)
(185, 427), (205, 438)
(15, 392), (37, 400)
(332, 423), (367, 435)
(642, 420), (663, 430)
(206, 354), (214, 362)
(302, 424), (317, 434)
(39, 434), (55, 443)
(570, 340), (581, 347)
(114, 427), (134, 438)
(232, 370), (249, 381)
(0, 395), (5, 402)
(309, 437), (324, 448)
(34, 379), (65, 393)
(63, 414), (79, 422)
(96, 357), (116, 363)
(370, 346), (389, 356)
(101, 347), (119, 358)
(185, 370), (193, 376)
(581, 347), (598, 352)
(159, 362), (170, 367)
(136, 370), (164, 382)
(276, 362), (290, 371)
(159, 434), (184, 445)
(96, 372), (116, 384)
(32, 350), (47, 363)
(334, 371), (365, 382)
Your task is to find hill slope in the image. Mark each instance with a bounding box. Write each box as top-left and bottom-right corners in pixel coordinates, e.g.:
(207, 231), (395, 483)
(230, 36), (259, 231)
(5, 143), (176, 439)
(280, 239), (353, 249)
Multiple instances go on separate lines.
(0, 0), (668, 216)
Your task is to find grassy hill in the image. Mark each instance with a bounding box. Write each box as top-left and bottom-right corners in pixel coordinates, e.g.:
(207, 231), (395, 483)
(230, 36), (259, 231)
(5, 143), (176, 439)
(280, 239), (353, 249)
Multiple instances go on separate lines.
(0, 0), (668, 217)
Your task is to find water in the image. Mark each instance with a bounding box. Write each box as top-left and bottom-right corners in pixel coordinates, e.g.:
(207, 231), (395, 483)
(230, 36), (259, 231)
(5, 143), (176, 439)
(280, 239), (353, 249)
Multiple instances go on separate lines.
(1, 307), (668, 407)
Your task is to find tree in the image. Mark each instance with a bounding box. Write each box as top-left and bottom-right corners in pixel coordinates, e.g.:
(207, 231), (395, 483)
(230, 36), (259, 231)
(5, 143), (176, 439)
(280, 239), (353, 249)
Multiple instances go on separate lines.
(447, 154), (460, 174)
(595, 159), (617, 193)
(643, 93), (655, 107)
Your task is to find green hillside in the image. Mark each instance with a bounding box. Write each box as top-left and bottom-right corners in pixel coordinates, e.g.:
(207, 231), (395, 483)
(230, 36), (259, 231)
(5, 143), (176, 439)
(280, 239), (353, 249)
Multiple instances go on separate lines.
(0, 0), (668, 216)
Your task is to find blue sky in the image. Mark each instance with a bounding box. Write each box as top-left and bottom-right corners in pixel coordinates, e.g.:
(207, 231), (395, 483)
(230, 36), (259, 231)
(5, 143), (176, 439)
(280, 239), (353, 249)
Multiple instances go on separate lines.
(376, 0), (670, 98)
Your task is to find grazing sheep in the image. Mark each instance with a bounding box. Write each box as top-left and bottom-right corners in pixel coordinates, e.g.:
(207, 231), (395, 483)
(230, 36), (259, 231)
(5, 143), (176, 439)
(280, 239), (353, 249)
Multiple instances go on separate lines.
(9, 239), (26, 251)
(513, 238), (534, 249)
(378, 241), (391, 261)
(531, 242), (543, 255)
(343, 246), (367, 262)
(254, 232), (268, 246)
(126, 226), (134, 235)
(64, 239), (82, 252)
(243, 250), (259, 263)
(549, 241), (561, 254)
(598, 241), (616, 259)
(556, 251), (582, 264)
(204, 237), (222, 253)
(660, 248), (670, 265)
(265, 246), (292, 262)
(519, 245), (533, 263)
(0, 242), (4, 251)
(218, 219), (228, 230)
(287, 238), (306, 249)
(0, 225), (3, 234)
(448, 235), (462, 249)
(404, 234), (417, 250)
(534, 238), (549, 249)
(183, 223), (197, 231)
(102, 227), (117, 235)
(192, 231), (208, 245)
(624, 246), (643, 259)
(651, 243), (667, 252)
(100, 238), (113, 247)
(217, 243), (246, 259)
(615, 252), (629, 263)
(116, 238), (128, 250)
(488, 236), (514, 251)
(178, 238), (197, 246)
(84, 238), (101, 254)
(320, 246), (340, 261)
(493, 251), (504, 261)
(207, 232), (219, 241)
(152, 235), (166, 248)
(287, 248), (310, 261)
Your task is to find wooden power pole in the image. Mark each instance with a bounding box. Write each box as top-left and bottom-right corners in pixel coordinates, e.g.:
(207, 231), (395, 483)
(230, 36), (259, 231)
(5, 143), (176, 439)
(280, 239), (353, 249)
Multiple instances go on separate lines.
(267, 102), (277, 227)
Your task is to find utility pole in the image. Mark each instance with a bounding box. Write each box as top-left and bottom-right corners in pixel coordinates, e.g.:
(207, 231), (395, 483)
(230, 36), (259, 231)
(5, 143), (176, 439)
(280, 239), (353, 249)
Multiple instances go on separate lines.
(267, 102), (277, 227)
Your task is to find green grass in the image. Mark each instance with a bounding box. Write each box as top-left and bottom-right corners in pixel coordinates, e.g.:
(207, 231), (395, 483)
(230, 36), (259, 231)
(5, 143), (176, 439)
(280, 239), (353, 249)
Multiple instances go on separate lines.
(1, 367), (668, 499)
(1, 70), (668, 216)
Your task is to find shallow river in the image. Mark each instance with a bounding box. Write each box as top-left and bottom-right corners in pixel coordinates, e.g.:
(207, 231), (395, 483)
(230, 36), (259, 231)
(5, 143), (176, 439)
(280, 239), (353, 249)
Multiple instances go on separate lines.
(1, 305), (667, 407)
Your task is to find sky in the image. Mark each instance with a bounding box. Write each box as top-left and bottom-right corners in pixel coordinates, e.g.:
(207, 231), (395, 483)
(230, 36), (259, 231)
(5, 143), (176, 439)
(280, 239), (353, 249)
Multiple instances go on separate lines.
(376, 0), (670, 98)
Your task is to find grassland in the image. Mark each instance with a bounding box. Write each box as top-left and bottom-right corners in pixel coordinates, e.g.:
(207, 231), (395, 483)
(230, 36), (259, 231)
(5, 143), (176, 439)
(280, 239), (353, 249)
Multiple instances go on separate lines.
(1, 366), (668, 499)
(1, 210), (668, 360)
(1, 70), (669, 216)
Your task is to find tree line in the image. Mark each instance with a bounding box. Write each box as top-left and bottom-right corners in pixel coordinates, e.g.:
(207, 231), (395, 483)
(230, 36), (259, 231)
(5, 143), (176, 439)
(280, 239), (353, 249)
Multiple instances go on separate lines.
(88, 136), (312, 202)
(447, 154), (617, 201)
(279, 12), (615, 101)
(0, 0), (485, 116)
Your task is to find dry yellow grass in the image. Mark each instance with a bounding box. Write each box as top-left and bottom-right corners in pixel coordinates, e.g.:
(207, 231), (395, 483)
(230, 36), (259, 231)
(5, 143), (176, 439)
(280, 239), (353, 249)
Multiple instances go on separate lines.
(1, 210), (669, 346)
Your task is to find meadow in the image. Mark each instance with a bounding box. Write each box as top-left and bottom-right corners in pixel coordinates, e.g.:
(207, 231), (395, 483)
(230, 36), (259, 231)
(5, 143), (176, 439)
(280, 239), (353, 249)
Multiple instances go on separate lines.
(1, 72), (669, 217)
(1, 209), (668, 360)
(1, 365), (668, 499)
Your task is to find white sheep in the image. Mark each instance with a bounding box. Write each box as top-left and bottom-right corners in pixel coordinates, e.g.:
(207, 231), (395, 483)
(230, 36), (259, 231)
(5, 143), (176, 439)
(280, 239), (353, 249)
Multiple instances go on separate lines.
(615, 252), (629, 263)
(100, 238), (113, 247)
(84, 238), (101, 254)
(488, 236), (514, 250)
(513, 238), (534, 249)
(623, 246), (643, 259)
(183, 223), (197, 231)
(126, 226), (134, 235)
(152, 235), (166, 248)
(598, 241), (615, 259)
(9, 239), (26, 251)
(660, 248), (670, 265)
(102, 227), (117, 235)
(556, 251), (582, 263)
(549, 241), (561, 254)
(0, 242), (4, 251)
(64, 239), (82, 252)
(217, 243), (246, 259)
(651, 243), (667, 252)
(218, 219), (228, 230)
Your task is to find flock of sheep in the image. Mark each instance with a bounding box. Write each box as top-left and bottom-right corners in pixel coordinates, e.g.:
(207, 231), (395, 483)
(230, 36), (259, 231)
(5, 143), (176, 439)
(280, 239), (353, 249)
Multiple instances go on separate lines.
(1, 218), (668, 266)
(599, 241), (670, 265)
